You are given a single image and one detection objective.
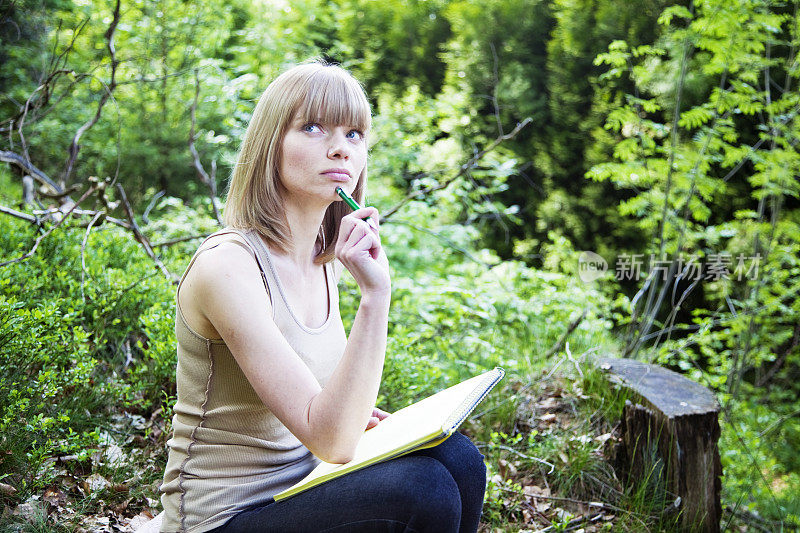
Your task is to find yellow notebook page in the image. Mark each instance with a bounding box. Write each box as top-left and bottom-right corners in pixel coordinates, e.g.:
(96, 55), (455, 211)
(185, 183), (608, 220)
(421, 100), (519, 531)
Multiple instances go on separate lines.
(274, 371), (496, 500)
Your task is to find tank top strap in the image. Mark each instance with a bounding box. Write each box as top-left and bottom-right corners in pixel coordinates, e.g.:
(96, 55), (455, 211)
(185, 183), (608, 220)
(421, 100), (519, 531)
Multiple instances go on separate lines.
(235, 229), (283, 296)
(237, 230), (300, 328)
(176, 228), (274, 304)
(242, 229), (335, 335)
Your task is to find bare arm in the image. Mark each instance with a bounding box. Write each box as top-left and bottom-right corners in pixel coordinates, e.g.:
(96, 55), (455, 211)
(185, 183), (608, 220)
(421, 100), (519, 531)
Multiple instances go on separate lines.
(187, 209), (389, 463)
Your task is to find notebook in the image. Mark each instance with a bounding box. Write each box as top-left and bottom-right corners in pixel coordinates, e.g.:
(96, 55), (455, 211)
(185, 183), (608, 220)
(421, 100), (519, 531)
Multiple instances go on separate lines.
(273, 367), (505, 501)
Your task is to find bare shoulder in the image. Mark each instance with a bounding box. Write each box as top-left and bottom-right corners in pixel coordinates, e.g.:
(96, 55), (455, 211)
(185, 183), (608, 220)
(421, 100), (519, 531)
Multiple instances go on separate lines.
(179, 236), (268, 339)
(186, 239), (263, 297)
(198, 232), (253, 258)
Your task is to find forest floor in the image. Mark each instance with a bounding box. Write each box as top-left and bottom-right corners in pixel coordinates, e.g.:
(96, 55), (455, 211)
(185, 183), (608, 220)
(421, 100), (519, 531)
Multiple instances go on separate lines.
(2, 368), (763, 533)
(474, 375), (624, 533)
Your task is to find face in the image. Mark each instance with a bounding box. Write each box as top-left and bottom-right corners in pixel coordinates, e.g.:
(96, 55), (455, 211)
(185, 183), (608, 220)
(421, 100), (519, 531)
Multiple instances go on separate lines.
(278, 112), (368, 204)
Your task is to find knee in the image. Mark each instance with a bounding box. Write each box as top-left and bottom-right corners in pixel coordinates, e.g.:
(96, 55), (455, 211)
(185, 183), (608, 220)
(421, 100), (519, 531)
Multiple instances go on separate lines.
(387, 457), (461, 531)
(446, 432), (488, 481)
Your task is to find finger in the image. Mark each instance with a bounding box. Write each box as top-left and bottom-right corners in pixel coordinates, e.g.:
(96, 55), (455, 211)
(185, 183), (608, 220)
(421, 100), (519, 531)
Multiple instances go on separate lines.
(342, 222), (372, 255)
(336, 212), (378, 259)
(335, 217), (361, 256)
(343, 220), (378, 251)
(347, 230), (380, 261)
(373, 407), (390, 419)
(338, 215), (373, 246)
(349, 207), (380, 233)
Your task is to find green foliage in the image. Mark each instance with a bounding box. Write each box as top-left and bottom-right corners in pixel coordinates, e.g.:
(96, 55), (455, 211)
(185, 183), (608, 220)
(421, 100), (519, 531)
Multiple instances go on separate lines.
(720, 396), (800, 523)
(341, 201), (619, 411)
(0, 210), (180, 500)
(333, 0), (453, 96)
(0, 295), (101, 495)
(590, 0), (800, 523)
(2, 0), (800, 529)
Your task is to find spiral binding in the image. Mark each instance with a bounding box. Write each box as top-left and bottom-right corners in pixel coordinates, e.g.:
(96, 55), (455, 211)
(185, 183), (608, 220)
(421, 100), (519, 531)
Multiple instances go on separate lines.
(444, 367), (505, 431)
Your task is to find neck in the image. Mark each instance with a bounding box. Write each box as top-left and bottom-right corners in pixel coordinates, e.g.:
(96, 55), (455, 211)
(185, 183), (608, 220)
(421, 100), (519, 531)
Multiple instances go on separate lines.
(277, 196), (330, 271)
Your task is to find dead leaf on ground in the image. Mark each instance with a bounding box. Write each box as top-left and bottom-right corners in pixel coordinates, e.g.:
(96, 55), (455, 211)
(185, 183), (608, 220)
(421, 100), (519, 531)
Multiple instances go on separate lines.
(43, 487), (68, 507)
(498, 458), (518, 478)
(594, 432), (614, 444)
(123, 512), (155, 532)
(523, 484), (551, 498)
(537, 397), (560, 410)
(83, 473), (110, 493)
(12, 499), (48, 522)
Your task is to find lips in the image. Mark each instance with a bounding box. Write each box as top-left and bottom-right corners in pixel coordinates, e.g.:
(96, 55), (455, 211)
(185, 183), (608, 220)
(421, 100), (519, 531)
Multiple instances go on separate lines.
(322, 168), (351, 182)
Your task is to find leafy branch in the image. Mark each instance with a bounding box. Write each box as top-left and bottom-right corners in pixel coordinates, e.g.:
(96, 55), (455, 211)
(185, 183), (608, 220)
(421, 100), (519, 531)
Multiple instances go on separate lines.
(380, 118), (532, 222)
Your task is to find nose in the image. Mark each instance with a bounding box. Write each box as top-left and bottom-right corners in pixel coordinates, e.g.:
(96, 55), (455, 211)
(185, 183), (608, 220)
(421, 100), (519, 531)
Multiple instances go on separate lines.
(327, 130), (351, 160)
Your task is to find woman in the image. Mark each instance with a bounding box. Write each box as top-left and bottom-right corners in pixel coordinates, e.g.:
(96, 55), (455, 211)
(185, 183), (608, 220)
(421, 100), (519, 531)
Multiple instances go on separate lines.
(159, 60), (487, 533)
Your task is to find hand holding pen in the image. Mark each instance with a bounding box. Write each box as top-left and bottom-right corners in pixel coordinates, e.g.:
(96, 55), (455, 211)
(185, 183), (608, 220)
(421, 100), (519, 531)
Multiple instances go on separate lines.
(334, 186), (389, 295)
(336, 187), (379, 232)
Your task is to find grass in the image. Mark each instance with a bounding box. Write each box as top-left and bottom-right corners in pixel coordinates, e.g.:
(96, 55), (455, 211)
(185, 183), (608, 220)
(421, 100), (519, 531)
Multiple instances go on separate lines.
(0, 345), (793, 532)
(0, 206), (795, 531)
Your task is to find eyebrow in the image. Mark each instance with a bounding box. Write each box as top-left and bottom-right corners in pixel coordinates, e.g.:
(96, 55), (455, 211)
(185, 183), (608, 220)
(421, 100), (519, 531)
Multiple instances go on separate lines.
(294, 116), (365, 131)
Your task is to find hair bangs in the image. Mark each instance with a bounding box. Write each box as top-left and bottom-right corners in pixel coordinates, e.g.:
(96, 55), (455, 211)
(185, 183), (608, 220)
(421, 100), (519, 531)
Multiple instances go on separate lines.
(296, 69), (371, 133)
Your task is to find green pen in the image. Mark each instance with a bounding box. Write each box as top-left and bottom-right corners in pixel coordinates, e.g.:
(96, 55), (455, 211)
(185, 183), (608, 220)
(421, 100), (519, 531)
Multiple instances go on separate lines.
(336, 187), (379, 231)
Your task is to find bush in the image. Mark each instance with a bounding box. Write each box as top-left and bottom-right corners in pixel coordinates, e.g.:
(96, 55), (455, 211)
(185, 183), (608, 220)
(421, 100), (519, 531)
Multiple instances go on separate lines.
(0, 213), (183, 500)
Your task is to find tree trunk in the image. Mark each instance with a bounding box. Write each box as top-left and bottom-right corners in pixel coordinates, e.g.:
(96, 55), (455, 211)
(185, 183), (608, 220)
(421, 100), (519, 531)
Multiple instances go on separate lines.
(599, 357), (721, 532)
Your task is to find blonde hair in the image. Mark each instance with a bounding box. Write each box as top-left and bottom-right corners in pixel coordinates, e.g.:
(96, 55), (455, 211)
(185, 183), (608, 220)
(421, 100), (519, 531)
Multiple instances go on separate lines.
(224, 60), (372, 263)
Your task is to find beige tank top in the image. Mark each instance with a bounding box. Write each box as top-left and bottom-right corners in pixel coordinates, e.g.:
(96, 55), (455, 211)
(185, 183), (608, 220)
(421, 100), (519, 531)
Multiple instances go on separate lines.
(160, 228), (347, 533)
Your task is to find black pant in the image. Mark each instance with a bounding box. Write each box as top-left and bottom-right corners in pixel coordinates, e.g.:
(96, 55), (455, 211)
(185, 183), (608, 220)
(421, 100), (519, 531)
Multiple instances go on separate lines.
(211, 431), (487, 533)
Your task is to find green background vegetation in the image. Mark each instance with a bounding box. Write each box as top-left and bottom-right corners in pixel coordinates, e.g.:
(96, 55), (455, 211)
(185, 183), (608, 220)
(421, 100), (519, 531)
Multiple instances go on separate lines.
(1, 0), (798, 530)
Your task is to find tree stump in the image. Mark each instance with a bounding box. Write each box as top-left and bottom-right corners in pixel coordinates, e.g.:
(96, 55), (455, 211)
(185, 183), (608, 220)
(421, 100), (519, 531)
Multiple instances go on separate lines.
(598, 357), (721, 532)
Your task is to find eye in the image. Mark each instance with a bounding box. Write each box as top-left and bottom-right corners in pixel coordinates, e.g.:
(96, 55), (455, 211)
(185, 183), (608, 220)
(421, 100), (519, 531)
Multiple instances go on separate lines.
(301, 122), (322, 133)
(346, 129), (364, 141)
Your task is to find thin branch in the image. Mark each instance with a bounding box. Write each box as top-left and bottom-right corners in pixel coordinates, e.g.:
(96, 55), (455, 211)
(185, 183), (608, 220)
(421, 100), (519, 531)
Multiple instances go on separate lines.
(755, 321), (800, 387)
(629, 9), (696, 358)
(62, 0), (120, 187)
(151, 234), (205, 248)
(545, 309), (587, 359)
(724, 506), (778, 533)
(188, 68), (223, 225)
(728, 37), (792, 395)
(0, 150), (63, 193)
(27, 207), (131, 230)
(719, 405), (786, 528)
(0, 184), (97, 268)
(386, 219), (499, 269)
(491, 443), (555, 474)
(0, 205), (38, 224)
(0, 70), (98, 133)
(489, 42), (504, 136)
(650, 262), (703, 349)
(142, 189), (166, 224)
(115, 66), (198, 86)
(757, 406), (800, 439)
(48, 17), (90, 76)
(628, 80), (729, 359)
(380, 118), (532, 221)
(533, 513), (604, 533)
(115, 183), (175, 281)
(654, 6), (694, 257)
(4, 16), (90, 149)
(80, 210), (104, 301)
